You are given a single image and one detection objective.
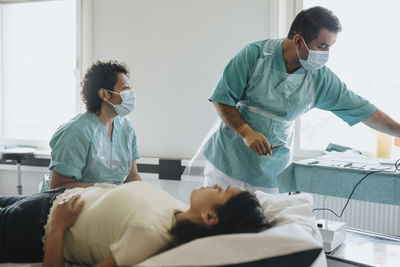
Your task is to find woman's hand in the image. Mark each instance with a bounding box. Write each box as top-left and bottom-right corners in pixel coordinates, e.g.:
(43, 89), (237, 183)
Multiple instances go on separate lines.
(49, 193), (85, 232)
(44, 193), (85, 267)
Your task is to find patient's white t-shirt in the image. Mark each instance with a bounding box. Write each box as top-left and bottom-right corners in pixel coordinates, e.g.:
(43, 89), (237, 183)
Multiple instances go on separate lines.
(43, 181), (189, 266)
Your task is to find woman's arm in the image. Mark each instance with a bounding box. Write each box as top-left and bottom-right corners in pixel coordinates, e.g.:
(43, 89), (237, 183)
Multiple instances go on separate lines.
(43, 194), (85, 267)
(43, 228), (65, 267)
(124, 160), (142, 183)
(50, 170), (94, 189)
(94, 256), (117, 267)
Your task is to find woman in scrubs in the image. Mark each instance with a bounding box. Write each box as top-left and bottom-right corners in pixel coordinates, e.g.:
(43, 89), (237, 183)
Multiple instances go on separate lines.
(40, 61), (141, 191)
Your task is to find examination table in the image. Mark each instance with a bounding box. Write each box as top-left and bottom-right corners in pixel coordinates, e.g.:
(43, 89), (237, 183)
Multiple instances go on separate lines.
(0, 181), (326, 266)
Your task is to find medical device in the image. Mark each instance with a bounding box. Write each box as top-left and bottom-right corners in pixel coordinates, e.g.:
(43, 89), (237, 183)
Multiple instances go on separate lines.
(271, 144), (284, 150)
(317, 219), (346, 253)
(312, 159), (400, 252)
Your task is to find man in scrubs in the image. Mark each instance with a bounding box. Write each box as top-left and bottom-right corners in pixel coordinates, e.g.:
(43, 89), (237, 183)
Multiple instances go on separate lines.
(202, 6), (400, 193)
(40, 61), (141, 191)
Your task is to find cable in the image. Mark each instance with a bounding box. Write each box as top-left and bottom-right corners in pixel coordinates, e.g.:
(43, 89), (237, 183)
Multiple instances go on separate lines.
(312, 158), (400, 218)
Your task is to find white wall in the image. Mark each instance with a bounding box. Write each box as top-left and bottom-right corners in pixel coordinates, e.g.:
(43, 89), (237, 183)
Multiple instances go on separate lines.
(89, 0), (269, 159)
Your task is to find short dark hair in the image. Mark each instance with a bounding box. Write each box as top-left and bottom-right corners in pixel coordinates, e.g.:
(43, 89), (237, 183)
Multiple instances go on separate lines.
(287, 6), (342, 44)
(169, 191), (271, 248)
(81, 60), (129, 114)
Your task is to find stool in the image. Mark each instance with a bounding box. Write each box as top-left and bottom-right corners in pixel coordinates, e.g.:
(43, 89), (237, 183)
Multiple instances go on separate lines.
(1, 151), (35, 195)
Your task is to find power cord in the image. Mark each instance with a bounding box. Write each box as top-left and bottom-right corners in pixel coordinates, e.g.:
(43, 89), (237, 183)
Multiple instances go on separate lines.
(312, 158), (400, 218)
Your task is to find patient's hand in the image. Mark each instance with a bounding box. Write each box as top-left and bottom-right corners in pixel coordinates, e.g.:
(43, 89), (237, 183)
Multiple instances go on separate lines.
(44, 194), (85, 267)
(50, 193), (85, 232)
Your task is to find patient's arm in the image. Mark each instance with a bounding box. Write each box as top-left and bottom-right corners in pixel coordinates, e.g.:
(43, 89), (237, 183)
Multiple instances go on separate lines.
(43, 227), (65, 267)
(43, 194), (85, 267)
(109, 225), (168, 265)
(94, 256), (117, 267)
(50, 170), (94, 189)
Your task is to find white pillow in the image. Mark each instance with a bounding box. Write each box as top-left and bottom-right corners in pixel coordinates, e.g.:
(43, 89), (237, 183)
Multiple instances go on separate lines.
(256, 192), (322, 240)
(136, 192), (326, 267)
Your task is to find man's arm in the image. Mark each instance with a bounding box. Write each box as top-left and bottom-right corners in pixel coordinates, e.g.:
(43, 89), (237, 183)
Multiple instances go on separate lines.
(213, 101), (246, 131)
(50, 170), (93, 189)
(213, 101), (272, 155)
(124, 160), (142, 183)
(363, 109), (400, 137)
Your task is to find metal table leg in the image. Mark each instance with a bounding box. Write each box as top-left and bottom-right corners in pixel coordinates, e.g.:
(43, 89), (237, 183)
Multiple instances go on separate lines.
(16, 161), (22, 195)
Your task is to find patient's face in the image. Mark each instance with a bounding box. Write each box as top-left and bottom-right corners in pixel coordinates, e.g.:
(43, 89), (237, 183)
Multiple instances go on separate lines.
(190, 184), (242, 211)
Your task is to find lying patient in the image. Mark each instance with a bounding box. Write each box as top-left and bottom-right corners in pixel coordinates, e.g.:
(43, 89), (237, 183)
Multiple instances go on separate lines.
(0, 181), (270, 266)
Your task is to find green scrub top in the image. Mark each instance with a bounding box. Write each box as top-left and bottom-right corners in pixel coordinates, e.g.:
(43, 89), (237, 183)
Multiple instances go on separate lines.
(40, 111), (141, 191)
(203, 39), (377, 188)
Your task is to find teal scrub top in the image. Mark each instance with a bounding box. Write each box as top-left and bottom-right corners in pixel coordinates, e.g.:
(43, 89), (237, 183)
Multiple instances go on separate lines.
(203, 39), (377, 188)
(40, 111), (141, 191)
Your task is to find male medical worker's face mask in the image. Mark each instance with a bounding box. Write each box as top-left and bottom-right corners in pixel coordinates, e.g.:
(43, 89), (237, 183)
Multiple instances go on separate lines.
(296, 37), (329, 71)
(105, 89), (136, 117)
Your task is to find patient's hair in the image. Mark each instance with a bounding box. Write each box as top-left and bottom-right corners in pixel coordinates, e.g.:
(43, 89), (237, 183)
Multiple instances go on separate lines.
(287, 6), (342, 44)
(81, 60), (130, 114)
(169, 191), (270, 248)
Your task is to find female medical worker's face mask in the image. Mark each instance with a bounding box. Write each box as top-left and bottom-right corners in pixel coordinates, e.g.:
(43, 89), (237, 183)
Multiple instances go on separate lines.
(296, 37), (329, 71)
(105, 89), (136, 117)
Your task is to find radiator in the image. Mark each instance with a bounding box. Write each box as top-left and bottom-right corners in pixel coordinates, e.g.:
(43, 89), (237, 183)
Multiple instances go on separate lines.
(312, 194), (400, 236)
(0, 167), (47, 195)
(0, 167), (159, 196)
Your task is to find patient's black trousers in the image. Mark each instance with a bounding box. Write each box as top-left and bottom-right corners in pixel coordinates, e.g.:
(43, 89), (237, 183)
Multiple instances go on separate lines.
(0, 187), (65, 262)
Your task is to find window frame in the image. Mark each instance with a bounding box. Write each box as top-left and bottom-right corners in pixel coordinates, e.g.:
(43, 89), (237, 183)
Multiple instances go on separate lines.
(266, 0), (318, 161)
(0, 0), (89, 151)
(290, 1), (324, 161)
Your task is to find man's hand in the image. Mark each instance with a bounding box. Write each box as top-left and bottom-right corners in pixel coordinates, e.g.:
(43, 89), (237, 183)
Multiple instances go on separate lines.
(238, 124), (272, 155)
(49, 193), (85, 232)
(211, 102), (272, 156)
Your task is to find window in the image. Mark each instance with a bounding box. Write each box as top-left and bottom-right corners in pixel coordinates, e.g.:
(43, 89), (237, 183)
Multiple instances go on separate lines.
(0, 0), (77, 147)
(297, 0), (400, 159)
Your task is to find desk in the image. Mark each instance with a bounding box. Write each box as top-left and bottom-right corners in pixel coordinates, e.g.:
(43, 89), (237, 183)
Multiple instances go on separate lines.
(327, 229), (400, 267)
(277, 158), (400, 206)
(1, 151), (36, 194)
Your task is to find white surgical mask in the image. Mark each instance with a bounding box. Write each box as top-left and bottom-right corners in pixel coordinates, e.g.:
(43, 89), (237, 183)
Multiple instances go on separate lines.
(105, 89), (136, 117)
(297, 37), (329, 71)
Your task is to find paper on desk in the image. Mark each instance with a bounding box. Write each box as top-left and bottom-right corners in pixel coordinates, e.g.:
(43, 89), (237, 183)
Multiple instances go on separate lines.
(300, 151), (397, 172)
(318, 151), (377, 164)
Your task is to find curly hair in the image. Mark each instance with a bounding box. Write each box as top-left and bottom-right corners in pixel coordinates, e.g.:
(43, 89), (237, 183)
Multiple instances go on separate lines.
(287, 6), (342, 44)
(80, 60), (130, 114)
(169, 191), (271, 248)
